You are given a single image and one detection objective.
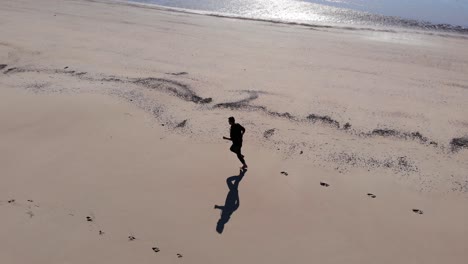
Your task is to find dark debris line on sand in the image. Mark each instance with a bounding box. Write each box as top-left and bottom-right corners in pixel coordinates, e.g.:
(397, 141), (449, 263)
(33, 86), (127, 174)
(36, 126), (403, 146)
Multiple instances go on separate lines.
(330, 152), (418, 174)
(214, 90), (260, 109)
(2, 65), (212, 105)
(306, 114), (340, 128)
(3, 67), (19, 74)
(214, 91), (441, 148)
(369, 129), (437, 146)
(214, 91), (296, 120)
(166, 71), (188, 76)
(1, 64), (453, 149)
(132, 77), (212, 104)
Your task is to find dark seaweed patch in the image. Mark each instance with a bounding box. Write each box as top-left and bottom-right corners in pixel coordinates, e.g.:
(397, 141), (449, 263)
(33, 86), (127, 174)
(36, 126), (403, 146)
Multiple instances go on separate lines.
(101, 77), (123, 82)
(214, 90), (259, 109)
(0, 64), (7, 71)
(409, 132), (429, 143)
(306, 114), (340, 128)
(132, 77), (212, 104)
(450, 137), (468, 151)
(4, 67), (18, 74)
(175, 119), (187, 128)
(166, 71), (188, 76)
(370, 129), (430, 144)
(263, 129), (275, 139)
(268, 111), (294, 119)
(371, 129), (399, 137)
(214, 91), (297, 120)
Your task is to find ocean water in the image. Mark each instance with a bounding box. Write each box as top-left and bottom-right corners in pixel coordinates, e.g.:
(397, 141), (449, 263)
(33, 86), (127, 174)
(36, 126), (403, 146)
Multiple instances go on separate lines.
(128, 0), (468, 33)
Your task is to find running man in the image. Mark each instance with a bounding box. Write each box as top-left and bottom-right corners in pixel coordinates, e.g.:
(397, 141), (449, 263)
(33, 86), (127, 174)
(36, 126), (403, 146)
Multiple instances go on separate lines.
(223, 117), (247, 169)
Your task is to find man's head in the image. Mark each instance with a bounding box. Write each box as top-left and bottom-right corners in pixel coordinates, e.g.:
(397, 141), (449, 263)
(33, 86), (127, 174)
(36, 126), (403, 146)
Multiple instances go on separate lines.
(228, 116), (235, 125)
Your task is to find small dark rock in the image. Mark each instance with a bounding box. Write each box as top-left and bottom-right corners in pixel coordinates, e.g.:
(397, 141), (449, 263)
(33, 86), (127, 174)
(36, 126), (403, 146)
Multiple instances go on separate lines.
(175, 119), (187, 128)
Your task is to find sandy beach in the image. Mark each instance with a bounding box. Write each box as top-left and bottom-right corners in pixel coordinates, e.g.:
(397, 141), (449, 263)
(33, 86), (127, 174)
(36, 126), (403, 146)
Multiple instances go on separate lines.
(1, 0), (468, 263)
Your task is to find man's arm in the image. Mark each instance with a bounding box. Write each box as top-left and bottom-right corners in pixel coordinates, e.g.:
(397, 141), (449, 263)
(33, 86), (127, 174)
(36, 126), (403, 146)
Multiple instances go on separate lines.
(240, 125), (245, 135)
(223, 136), (232, 141)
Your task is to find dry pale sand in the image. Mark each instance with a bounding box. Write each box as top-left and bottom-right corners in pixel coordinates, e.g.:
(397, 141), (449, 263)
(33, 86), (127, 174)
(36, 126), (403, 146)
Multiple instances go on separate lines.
(1, 0), (468, 263)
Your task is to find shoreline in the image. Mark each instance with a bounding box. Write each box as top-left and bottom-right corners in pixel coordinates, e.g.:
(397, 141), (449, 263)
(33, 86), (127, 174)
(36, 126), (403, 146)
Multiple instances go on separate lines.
(120, 0), (468, 36)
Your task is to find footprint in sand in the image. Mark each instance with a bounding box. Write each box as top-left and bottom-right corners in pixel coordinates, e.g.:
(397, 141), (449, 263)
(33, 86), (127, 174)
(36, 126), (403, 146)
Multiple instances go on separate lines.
(280, 171), (289, 176)
(152, 247), (160, 253)
(27, 199), (34, 202)
(99, 230), (105, 236)
(320, 182), (330, 187)
(26, 211), (34, 218)
(367, 193), (376, 198)
(8, 199), (15, 203)
(177, 253), (183, 258)
(128, 236), (136, 241)
(412, 209), (424, 215)
(86, 216), (93, 222)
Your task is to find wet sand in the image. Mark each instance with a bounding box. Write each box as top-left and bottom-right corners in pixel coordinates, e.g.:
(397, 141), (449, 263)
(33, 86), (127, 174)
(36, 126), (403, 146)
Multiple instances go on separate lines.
(1, 0), (468, 263)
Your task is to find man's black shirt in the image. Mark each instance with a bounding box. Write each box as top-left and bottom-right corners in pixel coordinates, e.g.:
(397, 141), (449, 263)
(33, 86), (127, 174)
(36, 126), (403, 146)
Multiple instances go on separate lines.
(230, 123), (245, 145)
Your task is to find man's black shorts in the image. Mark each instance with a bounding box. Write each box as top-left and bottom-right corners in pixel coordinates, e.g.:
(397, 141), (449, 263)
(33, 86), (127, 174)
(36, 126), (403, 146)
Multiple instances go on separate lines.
(230, 144), (242, 153)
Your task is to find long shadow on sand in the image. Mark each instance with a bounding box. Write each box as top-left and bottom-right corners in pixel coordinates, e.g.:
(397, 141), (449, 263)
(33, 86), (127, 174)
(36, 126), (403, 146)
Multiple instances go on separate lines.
(214, 168), (247, 234)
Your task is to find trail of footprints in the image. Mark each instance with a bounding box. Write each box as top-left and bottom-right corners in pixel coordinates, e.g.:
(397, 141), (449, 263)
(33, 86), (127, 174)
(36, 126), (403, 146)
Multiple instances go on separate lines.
(1, 199), (184, 259)
(1, 178), (425, 259)
(281, 171), (424, 215)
